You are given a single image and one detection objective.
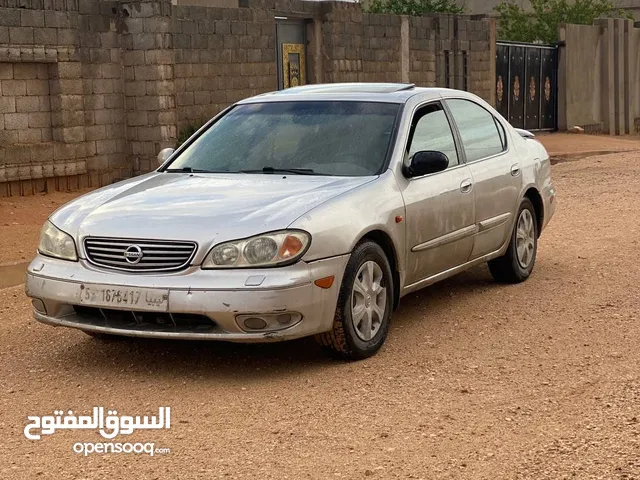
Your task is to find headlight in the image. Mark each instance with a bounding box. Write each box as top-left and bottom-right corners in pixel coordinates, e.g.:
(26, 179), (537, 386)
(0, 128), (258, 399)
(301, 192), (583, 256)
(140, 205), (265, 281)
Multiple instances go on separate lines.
(202, 230), (310, 269)
(38, 220), (78, 261)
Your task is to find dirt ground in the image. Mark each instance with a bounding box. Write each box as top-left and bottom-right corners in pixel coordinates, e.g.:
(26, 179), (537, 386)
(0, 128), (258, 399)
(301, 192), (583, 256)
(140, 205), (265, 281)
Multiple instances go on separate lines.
(1, 135), (639, 479)
(538, 132), (640, 156)
(0, 189), (93, 265)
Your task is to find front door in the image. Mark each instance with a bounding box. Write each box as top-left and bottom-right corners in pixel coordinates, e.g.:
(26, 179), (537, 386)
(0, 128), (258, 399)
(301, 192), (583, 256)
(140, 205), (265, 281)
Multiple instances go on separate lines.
(276, 20), (307, 90)
(401, 102), (475, 287)
(444, 98), (522, 259)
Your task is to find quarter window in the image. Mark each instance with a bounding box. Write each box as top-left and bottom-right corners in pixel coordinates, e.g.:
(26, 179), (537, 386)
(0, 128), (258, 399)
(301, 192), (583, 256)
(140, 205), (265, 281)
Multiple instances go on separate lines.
(494, 117), (507, 150)
(407, 103), (459, 167)
(446, 99), (505, 162)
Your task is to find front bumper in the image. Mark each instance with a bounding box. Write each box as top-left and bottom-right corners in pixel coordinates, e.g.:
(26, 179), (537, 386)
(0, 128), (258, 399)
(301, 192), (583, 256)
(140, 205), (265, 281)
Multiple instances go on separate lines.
(25, 254), (349, 342)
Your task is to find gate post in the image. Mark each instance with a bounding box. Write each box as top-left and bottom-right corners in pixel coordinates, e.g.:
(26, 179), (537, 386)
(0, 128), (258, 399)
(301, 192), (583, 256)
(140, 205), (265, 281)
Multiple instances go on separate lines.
(596, 18), (616, 135)
(557, 25), (566, 131)
(485, 17), (497, 107)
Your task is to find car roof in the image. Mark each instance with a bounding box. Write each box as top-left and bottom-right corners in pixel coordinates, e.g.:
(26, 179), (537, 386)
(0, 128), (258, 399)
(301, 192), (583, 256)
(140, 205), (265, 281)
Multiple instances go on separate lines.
(237, 83), (471, 104)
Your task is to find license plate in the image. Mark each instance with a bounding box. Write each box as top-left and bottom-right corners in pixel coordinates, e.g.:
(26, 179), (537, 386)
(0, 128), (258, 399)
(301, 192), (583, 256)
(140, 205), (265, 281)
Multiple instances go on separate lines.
(79, 284), (169, 312)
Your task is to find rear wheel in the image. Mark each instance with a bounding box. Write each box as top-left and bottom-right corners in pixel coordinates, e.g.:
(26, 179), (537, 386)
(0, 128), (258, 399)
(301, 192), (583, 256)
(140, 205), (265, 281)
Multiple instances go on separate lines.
(488, 197), (538, 283)
(315, 241), (393, 360)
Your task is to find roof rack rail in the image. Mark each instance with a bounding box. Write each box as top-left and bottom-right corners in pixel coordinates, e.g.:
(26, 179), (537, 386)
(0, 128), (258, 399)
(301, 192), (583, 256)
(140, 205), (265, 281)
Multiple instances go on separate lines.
(396, 84), (416, 91)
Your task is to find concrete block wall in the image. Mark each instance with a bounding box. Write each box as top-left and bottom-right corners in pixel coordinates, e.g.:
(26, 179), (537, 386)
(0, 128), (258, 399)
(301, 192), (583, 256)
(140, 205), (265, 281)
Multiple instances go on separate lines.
(77, 1), (129, 185)
(121, 0), (176, 173)
(0, 62), (52, 145)
(0, 0), (496, 196)
(320, 3), (402, 84)
(408, 16), (436, 87)
(172, 5), (277, 133)
(0, 0), (129, 196)
(167, 0), (494, 144)
(431, 15), (494, 103)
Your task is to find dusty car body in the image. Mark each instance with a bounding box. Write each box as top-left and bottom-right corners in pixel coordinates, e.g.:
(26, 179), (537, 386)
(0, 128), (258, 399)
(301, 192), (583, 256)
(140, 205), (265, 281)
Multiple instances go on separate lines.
(26, 83), (556, 359)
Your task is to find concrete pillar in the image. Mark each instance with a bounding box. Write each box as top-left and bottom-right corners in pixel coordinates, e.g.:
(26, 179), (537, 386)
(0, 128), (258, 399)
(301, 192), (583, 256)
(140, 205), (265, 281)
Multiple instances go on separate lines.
(121, 0), (176, 173)
(309, 19), (323, 84)
(557, 24), (567, 131)
(623, 19), (633, 134)
(596, 18), (616, 135)
(400, 15), (409, 84)
(486, 17), (497, 106)
(614, 19), (625, 135)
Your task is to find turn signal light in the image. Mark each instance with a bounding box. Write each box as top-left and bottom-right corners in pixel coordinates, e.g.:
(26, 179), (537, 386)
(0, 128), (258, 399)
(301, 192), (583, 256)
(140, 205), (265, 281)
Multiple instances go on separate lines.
(314, 276), (335, 289)
(279, 234), (304, 259)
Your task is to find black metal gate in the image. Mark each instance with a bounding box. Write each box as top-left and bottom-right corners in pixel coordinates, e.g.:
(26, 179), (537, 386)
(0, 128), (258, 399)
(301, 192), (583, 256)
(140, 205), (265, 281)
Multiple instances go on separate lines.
(495, 41), (558, 131)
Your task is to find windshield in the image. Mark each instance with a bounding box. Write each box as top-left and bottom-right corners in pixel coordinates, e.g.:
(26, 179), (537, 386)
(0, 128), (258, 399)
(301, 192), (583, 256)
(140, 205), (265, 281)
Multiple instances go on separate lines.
(166, 101), (401, 176)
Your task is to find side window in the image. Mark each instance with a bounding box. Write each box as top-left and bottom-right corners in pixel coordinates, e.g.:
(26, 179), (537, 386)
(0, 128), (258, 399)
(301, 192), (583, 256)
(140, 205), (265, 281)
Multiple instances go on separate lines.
(407, 103), (459, 167)
(446, 99), (505, 162)
(494, 117), (507, 150)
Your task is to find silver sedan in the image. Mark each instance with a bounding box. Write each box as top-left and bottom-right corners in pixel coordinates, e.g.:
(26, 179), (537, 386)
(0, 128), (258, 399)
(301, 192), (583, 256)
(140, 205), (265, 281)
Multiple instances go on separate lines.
(26, 83), (556, 360)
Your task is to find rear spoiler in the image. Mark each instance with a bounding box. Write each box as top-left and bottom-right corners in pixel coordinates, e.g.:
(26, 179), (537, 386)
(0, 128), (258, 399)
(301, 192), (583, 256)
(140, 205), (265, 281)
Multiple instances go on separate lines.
(514, 128), (536, 139)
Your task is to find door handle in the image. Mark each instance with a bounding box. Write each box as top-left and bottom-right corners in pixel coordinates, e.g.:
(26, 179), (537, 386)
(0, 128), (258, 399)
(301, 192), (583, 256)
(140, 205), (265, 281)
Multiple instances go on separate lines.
(510, 164), (521, 176)
(460, 179), (473, 193)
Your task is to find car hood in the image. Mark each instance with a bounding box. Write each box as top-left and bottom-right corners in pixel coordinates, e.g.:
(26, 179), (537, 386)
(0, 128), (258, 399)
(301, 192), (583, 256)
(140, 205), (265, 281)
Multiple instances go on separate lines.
(50, 172), (373, 260)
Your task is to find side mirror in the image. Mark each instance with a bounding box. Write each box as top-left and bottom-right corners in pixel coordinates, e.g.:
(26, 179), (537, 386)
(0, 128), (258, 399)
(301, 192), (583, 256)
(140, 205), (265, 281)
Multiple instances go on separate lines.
(157, 148), (175, 166)
(404, 150), (449, 178)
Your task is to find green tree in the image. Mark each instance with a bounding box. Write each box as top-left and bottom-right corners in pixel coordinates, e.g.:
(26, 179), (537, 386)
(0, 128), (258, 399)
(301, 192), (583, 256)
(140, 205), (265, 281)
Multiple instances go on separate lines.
(366, 0), (463, 16)
(495, 0), (633, 44)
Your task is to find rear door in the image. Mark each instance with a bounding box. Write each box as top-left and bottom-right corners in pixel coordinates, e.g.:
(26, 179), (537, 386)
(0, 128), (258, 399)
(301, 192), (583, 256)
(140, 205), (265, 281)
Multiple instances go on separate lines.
(401, 101), (475, 287)
(444, 98), (522, 259)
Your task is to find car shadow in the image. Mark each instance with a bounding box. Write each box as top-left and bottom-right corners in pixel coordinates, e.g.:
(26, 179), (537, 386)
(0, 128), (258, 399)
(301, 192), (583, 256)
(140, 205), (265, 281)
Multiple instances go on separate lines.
(392, 263), (501, 327)
(56, 333), (335, 381)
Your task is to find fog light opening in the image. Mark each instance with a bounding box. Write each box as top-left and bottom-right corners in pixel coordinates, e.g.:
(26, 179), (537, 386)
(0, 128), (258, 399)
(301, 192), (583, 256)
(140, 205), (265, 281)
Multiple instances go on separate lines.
(243, 317), (268, 330)
(237, 312), (302, 332)
(32, 299), (47, 314)
(276, 313), (292, 325)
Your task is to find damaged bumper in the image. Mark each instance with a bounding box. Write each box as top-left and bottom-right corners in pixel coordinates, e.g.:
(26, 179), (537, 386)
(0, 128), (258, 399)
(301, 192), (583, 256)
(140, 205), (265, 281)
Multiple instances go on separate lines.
(25, 254), (348, 342)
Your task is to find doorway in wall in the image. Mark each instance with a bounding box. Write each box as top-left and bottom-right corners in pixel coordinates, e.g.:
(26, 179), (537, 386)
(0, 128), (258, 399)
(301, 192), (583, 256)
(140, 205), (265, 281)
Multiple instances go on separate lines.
(276, 19), (307, 90)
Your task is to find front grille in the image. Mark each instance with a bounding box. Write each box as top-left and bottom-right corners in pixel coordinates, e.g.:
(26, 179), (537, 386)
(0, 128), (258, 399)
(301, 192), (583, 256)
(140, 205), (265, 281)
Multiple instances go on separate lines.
(84, 237), (197, 272)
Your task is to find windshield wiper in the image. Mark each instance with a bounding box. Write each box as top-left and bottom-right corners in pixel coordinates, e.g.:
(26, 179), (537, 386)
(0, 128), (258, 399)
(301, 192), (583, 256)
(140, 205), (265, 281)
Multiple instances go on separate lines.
(165, 167), (225, 173)
(239, 166), (315, 175)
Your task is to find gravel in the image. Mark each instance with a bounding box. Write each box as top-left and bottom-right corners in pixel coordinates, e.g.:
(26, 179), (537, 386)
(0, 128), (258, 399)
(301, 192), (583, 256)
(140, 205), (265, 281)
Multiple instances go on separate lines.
(0, 147), (639, 479)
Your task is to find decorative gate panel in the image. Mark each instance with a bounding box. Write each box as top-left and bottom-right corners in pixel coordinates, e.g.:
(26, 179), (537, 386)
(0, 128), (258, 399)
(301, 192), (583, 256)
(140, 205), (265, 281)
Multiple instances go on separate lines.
(496, 41), (557, 131)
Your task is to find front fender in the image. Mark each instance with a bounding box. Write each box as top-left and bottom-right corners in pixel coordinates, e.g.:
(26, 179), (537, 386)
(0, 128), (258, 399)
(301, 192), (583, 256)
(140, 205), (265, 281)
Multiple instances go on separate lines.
(290, 170), (406, 267)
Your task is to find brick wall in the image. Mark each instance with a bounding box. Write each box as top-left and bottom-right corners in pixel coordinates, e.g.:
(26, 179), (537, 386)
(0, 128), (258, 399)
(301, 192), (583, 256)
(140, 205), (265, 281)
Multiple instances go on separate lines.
(0, 0), (496, 197)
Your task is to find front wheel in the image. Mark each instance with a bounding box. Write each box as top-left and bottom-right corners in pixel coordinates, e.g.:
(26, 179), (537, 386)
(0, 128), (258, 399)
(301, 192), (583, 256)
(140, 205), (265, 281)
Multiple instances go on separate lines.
(315, 241), (394, 360)
(488, 197), (538, 283)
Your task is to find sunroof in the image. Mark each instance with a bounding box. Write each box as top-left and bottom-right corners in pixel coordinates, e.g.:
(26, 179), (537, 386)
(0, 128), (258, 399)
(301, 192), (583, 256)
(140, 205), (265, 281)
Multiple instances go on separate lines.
(276, 83), (416, 94)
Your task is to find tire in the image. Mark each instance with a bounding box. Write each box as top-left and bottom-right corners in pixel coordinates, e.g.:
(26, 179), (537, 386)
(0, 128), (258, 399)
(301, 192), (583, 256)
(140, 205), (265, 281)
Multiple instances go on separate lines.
(488, 197), (538, 283)
(315, 241), (394, 360)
